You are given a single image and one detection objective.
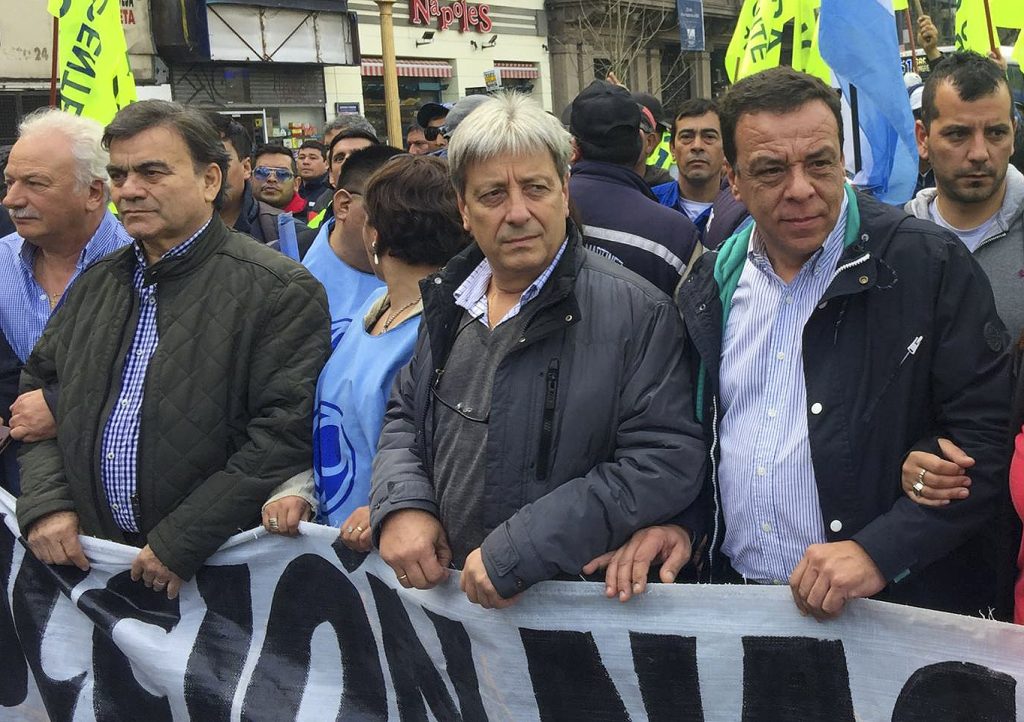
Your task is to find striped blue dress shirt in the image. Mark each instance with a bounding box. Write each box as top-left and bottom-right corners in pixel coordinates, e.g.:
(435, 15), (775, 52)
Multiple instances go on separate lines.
(718, 193), (849, 582)
(453, 240), (567, 327)
(0, 210), (132, 362)
(100, 220), (210, 532)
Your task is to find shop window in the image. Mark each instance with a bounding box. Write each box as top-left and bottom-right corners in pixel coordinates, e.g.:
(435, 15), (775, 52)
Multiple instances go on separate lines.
(361, 77), (448, 146)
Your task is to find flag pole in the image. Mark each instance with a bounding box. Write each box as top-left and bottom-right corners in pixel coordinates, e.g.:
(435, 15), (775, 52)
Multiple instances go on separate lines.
(982, 0), (998, 55)
(49, 16), (59, 107)
(903, 9), (919, 74)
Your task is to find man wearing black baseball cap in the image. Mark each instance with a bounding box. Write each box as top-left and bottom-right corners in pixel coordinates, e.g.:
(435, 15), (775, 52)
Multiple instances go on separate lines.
(632, 91), (675, 187)
(416, 101), (453, 153)
(568, 80), (699, 296)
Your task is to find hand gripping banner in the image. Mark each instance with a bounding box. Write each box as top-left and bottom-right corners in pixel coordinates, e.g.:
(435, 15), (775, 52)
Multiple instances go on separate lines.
(2, 489), (1024, 721)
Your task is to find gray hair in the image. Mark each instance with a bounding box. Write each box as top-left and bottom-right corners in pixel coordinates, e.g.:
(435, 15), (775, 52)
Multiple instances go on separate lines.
(447, 92), (572, 196)
(323, 113), (377, 139)
(18, 108), (109, 192)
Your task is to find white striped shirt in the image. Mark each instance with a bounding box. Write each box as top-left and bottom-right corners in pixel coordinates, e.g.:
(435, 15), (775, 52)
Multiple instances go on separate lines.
(718, 194), (849, 582)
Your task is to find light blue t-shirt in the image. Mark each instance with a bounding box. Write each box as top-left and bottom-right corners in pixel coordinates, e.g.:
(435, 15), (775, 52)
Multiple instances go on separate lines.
(301, 218), (385, 348)
(313, 290), (422, 526)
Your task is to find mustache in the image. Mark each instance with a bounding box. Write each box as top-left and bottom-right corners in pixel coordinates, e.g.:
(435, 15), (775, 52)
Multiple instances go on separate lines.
(956, 166), (995, 178)
(9, 208), (40, 220)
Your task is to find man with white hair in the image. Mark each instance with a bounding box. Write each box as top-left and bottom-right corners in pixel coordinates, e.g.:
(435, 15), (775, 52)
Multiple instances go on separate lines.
(0, 109), (131, 491)
(370, 92), (706, 609)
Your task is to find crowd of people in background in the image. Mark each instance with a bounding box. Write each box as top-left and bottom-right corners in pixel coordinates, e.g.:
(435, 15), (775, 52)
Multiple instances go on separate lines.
(2, 40), (1024, 628)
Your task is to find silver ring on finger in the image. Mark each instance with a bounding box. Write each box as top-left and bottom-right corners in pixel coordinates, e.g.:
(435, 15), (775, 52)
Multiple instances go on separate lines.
(268, 517), (280, 532)
(912, 481), (925, 497)
(355, 525), (364, 533)
(345, 526), (355, 534)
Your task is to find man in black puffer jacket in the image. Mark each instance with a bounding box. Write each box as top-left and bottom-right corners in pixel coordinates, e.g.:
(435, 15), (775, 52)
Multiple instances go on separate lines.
(17, 101), (330, 598)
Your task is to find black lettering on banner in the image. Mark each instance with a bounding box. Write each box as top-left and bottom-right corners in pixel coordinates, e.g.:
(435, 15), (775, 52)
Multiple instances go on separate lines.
(741, 636), (855, 722)
(630, 632), (704, 721)
(423, 609), (486, 721)
(0, 518), (28, 708)
(11, 544), (89, 722)
(242, 554), (387, 721)
(368, 573), (465, 721)
(184, 564), (253, 721)
(891, 661), (1016, 721)
(332, 537), (369, 574)
(520, 628), (629, 722)
(76, 571), (180, 721)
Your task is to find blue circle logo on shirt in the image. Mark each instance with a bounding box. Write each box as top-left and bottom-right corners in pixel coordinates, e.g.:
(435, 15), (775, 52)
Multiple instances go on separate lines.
(314, 401), (358, 518)
(330, 317), (353, 349)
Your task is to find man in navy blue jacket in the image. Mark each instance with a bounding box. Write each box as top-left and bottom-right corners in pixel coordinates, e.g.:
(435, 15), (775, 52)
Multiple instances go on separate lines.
(568, 81), (699, 296)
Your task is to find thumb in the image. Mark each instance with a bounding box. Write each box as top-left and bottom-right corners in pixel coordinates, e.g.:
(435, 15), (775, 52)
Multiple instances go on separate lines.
(937, 437), (975, 468)
(435, 533), (453, 569)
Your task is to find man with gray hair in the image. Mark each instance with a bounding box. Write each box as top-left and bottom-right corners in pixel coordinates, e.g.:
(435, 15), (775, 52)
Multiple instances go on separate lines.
(16, 100), (330, 598)
(0, 109), (132, 492)
(370, 92), (705, 608)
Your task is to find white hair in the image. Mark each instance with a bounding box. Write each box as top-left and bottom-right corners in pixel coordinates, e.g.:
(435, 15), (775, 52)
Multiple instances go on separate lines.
(18, 108), (109, 191)
(447, 92), (572, 196)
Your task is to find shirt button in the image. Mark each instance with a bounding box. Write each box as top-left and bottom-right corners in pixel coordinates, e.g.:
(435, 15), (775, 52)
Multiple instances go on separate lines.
(830, 519), (843, 533)
(148, 297), (156, 305)
(111, 503), (120, 511)
(761, 522), (772, 533)
(785, 295), (793, 304)
(756, 465), (766, 476)
(38, 293), (47, 301)
(433, 277), (442, 285)
(810, 402), (823, 415)
(776, 351), (785, 361)
(120, 399), (128, 407)
(767, 408), (777, 418)
(106, 451), (115, 460)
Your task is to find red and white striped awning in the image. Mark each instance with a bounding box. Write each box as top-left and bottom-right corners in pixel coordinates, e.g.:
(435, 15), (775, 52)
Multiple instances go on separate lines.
(494, 62), (540, 79)
(361, 58), (453, 78)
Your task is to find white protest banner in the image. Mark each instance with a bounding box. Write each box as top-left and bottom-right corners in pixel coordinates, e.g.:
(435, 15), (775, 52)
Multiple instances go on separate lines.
(2, 488), (1023, 721)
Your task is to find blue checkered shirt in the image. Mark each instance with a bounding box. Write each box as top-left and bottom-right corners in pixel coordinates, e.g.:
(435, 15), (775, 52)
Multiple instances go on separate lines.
(0, 211), (131, 362)
(100, 220), (210, 532)
(453, 240), (567, 326)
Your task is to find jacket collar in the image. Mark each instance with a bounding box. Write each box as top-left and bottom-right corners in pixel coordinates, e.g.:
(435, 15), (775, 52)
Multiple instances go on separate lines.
(109, 214), (229, 285)
(571, 160), (657, 201)
(421, 221), (584, 366)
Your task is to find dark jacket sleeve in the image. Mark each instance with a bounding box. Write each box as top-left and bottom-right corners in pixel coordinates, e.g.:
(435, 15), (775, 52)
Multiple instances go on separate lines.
(851, 240), (1012, 582)
(145, 269), (331, 578)
(369, 325), (438, 543)
(480, 299), (708, 598)
(15, 298), (76, 531)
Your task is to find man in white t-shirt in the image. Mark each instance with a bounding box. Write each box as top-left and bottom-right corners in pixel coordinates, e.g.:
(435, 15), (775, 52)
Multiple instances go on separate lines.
(906, 51), (1023, 339)
(651, 98), (749, 250)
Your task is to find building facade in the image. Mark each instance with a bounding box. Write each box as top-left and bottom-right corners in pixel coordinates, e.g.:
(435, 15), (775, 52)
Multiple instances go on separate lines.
(327, 0), (551, 144)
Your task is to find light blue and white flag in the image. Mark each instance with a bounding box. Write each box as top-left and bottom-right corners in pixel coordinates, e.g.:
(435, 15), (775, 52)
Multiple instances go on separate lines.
(820, 0), (917, 205)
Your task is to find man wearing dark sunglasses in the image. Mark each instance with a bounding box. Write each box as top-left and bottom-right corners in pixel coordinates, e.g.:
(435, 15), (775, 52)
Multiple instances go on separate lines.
(416, 101), (452, 153)
(251, 144), (306, 216)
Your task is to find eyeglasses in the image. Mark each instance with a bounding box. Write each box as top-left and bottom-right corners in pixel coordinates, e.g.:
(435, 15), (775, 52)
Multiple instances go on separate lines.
(424, 125), (449, 142)
(253, 166), (295, 182)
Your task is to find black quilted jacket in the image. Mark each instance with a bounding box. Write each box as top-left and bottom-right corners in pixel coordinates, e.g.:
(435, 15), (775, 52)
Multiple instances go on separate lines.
(16, 217), (330, 579)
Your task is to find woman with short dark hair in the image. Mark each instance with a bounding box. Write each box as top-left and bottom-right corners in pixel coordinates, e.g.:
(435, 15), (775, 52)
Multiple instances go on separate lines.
(262, 155), (470, 544)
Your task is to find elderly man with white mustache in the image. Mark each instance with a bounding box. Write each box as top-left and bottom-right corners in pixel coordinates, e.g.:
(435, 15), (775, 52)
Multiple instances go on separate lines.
(0, 109), (131, 492)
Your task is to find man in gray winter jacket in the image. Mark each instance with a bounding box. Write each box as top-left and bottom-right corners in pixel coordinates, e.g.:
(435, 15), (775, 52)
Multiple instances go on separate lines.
(905, 51), (1024, 339)
(369, 92), (706, 609)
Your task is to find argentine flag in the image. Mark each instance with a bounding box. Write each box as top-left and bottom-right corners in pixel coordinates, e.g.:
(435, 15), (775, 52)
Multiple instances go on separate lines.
(820, 0), (918, 205)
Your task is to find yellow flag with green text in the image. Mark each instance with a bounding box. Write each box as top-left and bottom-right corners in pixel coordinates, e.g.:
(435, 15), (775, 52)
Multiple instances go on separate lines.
(725, 0), (796, 82)
(47, 0), (136, 123)
(954, 0), (999, 54)
(792, 0), (830, 82)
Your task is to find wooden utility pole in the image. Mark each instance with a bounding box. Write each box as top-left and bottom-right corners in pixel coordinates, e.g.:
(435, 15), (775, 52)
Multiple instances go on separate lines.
(375, 0), (403, 145)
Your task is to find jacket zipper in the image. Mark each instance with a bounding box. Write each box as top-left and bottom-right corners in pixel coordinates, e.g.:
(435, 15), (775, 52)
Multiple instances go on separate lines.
(535, 359), (559, 480)
(707, 395), (720, 583)
(861, 334), (924, 421)
(830, 252), (871, 281)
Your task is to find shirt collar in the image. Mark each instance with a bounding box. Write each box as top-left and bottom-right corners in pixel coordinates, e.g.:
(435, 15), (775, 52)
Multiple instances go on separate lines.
(132, 217), (213, 268)
(453, 239), (568, 311)
(748, 191), (849, 280)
